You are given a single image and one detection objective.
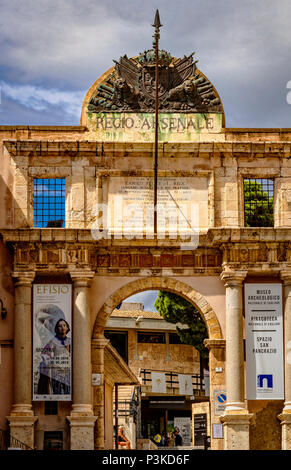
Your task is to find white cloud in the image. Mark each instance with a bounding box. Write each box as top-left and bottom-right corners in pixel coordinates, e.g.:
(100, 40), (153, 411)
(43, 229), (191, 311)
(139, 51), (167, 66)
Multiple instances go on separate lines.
(0, 0), (150, 87)
(0, 81), (84, 118)
(1, 0), (291, 126)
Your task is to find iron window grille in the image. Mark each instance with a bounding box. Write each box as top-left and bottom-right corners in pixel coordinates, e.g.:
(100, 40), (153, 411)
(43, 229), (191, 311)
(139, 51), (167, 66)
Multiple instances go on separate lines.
(244, 178), (274, 227)
(34, 178), (65, 228)
(44, 401), (58, 415)
(137, 332), (166, 343)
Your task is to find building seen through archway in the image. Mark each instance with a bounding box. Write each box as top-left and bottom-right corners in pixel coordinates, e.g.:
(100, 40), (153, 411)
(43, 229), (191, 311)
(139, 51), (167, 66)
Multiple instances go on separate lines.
(104, 290), (210, 448)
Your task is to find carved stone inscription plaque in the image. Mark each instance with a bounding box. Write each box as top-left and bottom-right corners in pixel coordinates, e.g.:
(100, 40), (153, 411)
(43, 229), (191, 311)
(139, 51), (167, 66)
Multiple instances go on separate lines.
(104, 176), (209, 238)
(87, 112), (223, 142)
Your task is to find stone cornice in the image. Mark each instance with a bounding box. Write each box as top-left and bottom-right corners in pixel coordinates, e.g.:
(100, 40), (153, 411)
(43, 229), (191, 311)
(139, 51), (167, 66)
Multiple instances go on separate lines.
(3, 229), (291, 275)
(3, 139), (291, 158)
(3, 227), (291, 244)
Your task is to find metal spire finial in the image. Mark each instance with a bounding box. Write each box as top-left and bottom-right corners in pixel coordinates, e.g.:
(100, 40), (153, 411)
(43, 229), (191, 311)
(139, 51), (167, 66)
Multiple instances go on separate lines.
(152, 9), (162, 29)
(152, 10), (162, 237)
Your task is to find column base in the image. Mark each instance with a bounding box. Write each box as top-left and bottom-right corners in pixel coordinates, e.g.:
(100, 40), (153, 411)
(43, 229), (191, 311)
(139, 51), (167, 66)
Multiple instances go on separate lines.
(70, 404), (94, 416)
(278, 409), (291, 450)
(220, 409), (253, 450)
(7, 415), (38, 449)
(67, 415), (98, 450)
(9, 404), (34, 416)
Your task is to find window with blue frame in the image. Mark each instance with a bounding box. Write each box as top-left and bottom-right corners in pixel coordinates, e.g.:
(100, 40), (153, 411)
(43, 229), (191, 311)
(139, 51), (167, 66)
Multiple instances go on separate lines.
(34, 178), (65, 228)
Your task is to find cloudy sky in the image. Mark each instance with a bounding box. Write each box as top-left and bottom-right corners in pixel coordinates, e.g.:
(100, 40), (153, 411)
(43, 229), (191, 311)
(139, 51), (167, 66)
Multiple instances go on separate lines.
(1, 0), (291, 127)
(125, 290), (159, 312)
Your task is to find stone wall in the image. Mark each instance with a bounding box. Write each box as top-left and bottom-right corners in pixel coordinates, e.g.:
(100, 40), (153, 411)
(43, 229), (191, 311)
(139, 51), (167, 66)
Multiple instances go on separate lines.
(0, 239), (14, 429)
(2, 123), (291, 450)
(249, 401), (283, 450)
(3, 127), (291, 232)
(127, 329), (200, 377)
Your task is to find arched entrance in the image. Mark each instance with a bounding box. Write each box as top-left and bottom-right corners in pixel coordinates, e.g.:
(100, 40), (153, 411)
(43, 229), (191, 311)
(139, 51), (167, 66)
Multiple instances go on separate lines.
(92, 277), (224, 450)
(93, 277), (222, 339)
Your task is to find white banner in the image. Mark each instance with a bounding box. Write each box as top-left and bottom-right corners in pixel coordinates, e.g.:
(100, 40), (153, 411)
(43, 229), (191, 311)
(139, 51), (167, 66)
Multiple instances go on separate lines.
(245, 283), (284, 400)
(178, 374), (193, 395)
(174, 417), (191, 446)
(33, 284), (72, 401)
(151, 372), (166, 394)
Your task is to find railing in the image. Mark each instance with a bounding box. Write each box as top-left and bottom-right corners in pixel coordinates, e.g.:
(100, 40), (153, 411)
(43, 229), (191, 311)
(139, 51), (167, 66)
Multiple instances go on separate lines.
(115, 400), (132, 417)
(113, 386), (141, 421)
(0, 428), (33, 450)
(139, 369), (205, 393)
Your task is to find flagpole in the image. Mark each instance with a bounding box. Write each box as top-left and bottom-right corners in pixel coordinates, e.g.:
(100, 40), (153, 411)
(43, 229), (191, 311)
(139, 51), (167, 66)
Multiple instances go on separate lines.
(152, 10), (162, 238)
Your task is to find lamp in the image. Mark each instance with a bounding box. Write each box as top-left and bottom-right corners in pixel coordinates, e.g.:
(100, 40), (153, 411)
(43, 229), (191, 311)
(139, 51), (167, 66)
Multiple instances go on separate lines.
(0, 299), (7, 319)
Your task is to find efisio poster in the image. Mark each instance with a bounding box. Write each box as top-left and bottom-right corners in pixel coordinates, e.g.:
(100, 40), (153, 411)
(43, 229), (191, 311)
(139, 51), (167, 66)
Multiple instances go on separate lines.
(33, 284), (72, 401)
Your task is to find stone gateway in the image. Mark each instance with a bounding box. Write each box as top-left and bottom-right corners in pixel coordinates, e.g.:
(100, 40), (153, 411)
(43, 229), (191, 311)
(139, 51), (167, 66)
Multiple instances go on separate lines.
(0, 33), (291, 452)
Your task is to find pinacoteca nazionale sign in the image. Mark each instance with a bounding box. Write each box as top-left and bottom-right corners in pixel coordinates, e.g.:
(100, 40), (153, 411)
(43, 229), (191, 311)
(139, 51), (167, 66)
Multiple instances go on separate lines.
(245, 283), (284, 400)
(87, 112), (223, 142)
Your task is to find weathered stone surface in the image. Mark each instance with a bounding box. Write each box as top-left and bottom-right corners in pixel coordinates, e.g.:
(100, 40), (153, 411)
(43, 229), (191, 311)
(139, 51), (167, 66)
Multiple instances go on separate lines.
(250, 402), (282, 450)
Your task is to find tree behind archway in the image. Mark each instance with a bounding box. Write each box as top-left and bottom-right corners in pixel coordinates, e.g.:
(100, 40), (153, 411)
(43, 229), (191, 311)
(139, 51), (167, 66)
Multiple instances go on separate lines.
(154, 291), (209, 368)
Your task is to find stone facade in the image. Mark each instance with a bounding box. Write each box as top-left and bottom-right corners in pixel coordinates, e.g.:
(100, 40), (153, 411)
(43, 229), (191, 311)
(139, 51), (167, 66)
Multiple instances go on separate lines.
(1, 51), (291, 451)
(107, 304), (201, 377)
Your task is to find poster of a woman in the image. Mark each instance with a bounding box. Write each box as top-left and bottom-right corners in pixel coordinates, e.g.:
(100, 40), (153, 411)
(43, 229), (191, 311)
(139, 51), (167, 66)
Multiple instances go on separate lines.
(37, 317), (71, 396)
(33, 285), (72, 401)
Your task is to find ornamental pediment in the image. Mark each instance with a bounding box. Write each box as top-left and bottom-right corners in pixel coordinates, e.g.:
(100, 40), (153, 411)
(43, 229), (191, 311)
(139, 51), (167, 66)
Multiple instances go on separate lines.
(87, 49), (223, 114)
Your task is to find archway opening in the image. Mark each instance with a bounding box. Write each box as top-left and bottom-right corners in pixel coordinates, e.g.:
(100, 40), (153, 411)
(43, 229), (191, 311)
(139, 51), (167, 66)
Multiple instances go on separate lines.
(94, 278), (221, 450)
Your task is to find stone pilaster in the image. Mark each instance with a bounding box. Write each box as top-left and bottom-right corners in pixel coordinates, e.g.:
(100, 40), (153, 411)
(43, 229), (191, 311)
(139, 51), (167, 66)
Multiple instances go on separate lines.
(204, 339), (226, 451)
(278, 270), (291, 449)
(220, 269), (253, 450)
(67, 271), (97, 450)
(91, 336), (110, 450)
(220, 413), (253, 450)
(7, 271), (37, 449)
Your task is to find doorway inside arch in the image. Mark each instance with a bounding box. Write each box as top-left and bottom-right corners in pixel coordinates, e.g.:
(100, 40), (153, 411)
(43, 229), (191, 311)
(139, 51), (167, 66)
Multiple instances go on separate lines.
(104, 289), (210, 449)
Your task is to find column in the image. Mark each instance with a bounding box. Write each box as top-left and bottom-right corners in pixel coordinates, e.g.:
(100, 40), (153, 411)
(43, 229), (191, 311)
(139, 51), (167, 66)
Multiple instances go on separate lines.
(67, 271), (97, 450)
(7, 271), (37, 449)
(220, 270), (253, 450)
(278, 270), (291, 449)
(91, 336), (110, 450)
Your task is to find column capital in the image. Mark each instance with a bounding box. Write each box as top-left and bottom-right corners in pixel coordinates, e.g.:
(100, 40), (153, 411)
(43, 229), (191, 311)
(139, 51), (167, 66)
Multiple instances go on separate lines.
(70, 270), (95, 287)
(220, 269), (247, 287)
(12, 271), (35, 286)
(281, 270), (291, 286)
(92, 337), (110, 350)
